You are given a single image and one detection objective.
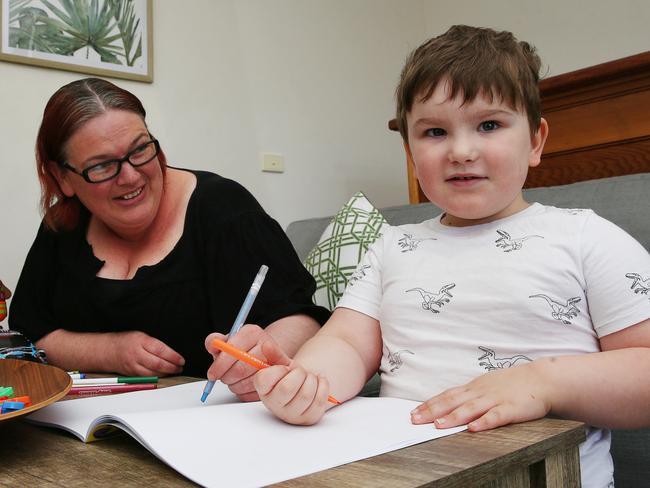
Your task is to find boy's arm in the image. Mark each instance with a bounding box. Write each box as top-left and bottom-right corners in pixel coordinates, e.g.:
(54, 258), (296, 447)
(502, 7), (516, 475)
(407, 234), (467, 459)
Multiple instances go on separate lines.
(411, 317), (650, 431)
(547, 317), (650, 428)
(254, 307), (383, 425)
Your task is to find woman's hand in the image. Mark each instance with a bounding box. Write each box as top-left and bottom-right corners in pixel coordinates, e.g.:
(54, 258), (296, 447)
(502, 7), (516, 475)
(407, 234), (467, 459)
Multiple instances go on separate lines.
(111, 331), (185, 376)
(253, 340), (330, 425)
(410, 362), (553, 432)
(205, 324), (280, 402)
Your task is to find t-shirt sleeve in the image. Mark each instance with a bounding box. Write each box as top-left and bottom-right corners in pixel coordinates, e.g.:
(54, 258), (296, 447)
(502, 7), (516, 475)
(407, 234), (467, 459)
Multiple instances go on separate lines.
(197, 178), (330, 330)
(582, 212), (650, 337)
(336, 230), (389, 319)
(9, 222), (59, 342)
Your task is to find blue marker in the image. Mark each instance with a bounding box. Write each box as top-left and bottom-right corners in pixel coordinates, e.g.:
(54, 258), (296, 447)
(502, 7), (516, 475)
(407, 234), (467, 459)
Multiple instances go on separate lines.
(201, 264), (269, 403)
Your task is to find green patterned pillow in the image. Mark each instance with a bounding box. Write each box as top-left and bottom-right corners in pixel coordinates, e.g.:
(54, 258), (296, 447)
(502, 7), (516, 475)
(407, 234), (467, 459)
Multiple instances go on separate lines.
(304, 192), (388, 310)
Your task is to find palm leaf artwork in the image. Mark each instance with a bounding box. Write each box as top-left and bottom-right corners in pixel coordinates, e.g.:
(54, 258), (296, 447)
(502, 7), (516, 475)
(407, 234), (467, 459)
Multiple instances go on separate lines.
(107, 0), (141, 66)
(7, 0), (144, 67)
(8, 0), (69, 53)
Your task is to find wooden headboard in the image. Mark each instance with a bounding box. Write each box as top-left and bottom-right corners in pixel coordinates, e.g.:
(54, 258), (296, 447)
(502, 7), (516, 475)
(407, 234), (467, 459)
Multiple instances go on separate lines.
(391, 51), (650, 204)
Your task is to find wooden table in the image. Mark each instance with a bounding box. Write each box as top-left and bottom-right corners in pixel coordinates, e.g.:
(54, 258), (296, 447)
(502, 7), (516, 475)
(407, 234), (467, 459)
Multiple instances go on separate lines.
(1, 376), (585, 487)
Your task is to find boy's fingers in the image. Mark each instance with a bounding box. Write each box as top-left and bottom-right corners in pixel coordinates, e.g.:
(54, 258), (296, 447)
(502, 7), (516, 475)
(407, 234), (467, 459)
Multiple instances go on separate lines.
(431, 397), (494, 429)
(467, 405), (513, 432)
(285, 372), (319, 415)
(254, 365), (292, 397)
(411, 387), (473, 424)
(269, 367), (309, 407)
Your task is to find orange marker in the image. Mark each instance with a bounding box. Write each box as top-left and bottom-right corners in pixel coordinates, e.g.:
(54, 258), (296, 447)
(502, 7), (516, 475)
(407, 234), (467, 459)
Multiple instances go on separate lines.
(212, 338), (341, 405)
(0, 395), (31, 407)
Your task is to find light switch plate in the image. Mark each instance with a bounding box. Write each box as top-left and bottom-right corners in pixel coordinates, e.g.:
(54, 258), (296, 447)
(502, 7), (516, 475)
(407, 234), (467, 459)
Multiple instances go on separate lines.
(261, 153), (285, 173)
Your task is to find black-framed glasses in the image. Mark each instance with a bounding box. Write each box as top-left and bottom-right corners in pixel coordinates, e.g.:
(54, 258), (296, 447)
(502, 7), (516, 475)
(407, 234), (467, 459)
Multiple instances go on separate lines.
(60, 139), (160, 184)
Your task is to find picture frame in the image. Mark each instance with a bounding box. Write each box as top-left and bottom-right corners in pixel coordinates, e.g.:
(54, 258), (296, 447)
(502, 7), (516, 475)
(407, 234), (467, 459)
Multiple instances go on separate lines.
(0, 0), (152, 82)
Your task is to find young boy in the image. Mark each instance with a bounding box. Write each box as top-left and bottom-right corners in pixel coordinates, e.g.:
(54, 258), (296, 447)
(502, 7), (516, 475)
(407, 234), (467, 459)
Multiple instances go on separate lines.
(249, 26), (650, 487)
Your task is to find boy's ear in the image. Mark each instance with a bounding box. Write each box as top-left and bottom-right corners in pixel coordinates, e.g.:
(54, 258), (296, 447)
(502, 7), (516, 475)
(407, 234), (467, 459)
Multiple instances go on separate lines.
(528, 118), (549, 168)
(48, 161), (76, 198)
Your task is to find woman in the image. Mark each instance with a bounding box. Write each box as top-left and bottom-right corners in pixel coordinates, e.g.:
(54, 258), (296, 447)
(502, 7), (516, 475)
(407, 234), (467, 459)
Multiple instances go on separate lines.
(10, 78), (328, 400)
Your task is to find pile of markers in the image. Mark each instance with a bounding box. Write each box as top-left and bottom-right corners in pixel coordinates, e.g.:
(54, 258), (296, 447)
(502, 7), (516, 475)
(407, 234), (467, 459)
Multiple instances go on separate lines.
(67, 372), (158, 397)
(0, 385), (32, 414)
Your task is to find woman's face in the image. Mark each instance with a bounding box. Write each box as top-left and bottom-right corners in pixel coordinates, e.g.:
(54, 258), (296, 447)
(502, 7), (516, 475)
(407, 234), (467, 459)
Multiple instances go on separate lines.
(56, 109), (164, 239)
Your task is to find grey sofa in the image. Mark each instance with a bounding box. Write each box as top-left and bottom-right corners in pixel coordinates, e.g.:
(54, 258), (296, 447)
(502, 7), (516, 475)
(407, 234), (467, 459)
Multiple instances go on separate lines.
(286, 172), (650, 488)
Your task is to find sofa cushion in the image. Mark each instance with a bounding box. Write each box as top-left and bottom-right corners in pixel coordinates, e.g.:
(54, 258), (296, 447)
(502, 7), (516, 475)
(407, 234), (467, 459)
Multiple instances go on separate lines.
(303, 192), (388, 310)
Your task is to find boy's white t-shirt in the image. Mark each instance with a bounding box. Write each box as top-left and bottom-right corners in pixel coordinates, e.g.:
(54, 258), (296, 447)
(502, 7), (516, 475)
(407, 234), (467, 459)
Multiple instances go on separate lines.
(337, 203), (650, 488)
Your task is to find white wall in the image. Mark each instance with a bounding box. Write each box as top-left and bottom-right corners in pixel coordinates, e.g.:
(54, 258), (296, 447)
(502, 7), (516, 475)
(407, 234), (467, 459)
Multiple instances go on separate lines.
(421, 0), (650, 76)
(1, 0), (649, 300)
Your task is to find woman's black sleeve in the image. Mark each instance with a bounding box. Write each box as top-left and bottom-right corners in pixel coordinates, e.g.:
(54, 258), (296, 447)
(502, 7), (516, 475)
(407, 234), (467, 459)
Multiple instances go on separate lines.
(197, 178), (330, 331)
(9, 223), (59, 342)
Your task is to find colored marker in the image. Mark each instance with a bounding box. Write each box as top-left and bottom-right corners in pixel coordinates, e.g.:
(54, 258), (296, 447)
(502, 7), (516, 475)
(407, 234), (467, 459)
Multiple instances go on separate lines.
(211, 338), (341, 405)
(68, 373), (86, 379)
(0, 386), (14, 397)
(201, 264), (269, 403)
(67, 383), (158, 397)
(72, 376), (158, 386)
(1, 401), (25, 414)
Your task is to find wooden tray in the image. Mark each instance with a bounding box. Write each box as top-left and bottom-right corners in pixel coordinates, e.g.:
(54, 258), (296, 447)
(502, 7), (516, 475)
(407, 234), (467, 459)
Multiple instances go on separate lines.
(0, 359), (71, 421)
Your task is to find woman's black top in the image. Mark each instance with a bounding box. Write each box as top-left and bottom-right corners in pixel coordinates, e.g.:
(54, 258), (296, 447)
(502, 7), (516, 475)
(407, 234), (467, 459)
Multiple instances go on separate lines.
(10, 170), (329, 376)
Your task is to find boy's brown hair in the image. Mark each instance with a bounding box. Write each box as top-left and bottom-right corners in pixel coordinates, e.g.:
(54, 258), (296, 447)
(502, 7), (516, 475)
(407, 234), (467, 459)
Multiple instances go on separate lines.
(395, 25), (542, 141)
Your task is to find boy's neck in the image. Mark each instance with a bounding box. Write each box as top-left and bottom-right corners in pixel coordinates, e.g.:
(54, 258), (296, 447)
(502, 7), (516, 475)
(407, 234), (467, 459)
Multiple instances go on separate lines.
(440, 200), (532, 227)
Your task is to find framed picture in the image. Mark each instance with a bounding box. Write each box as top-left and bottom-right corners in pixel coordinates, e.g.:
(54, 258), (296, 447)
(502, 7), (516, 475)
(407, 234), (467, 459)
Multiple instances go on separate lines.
(0, 0), (152, 82)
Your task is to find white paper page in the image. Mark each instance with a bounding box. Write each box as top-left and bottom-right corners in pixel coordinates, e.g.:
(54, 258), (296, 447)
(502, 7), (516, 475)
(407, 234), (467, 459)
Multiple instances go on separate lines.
(28, 381), (466, 487)
(129, 399), (466, 487)
(26, 380), (237, 440)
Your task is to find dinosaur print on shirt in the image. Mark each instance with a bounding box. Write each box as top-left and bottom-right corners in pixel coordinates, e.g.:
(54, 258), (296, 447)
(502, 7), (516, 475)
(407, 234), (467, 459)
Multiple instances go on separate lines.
(406, 284), (456, 314)
(397, 233), (436, 252)
(495, 229), (543, 252)
(348, 264), (371, 286)
(478, 347), (532, 371)
(529, 294), (581, 325)
(384, 345), (414, 372)
(560, 208), (588, 215)
(625, 273), (650, 296)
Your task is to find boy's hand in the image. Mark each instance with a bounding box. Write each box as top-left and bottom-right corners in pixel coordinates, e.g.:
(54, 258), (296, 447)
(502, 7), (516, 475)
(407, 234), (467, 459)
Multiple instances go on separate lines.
(205, 324), (276, 402)
(254, 340), (331, 425)
(112, 331), (185, 376)
(410, 362), (553, 431)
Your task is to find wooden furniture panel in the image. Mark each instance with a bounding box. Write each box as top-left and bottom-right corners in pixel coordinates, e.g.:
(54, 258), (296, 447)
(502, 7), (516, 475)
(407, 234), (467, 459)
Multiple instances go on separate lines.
(393, 51), (650, 203)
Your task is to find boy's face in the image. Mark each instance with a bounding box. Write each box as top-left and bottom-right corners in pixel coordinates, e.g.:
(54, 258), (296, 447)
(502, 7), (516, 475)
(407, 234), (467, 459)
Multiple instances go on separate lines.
(405, 81), (548, 226)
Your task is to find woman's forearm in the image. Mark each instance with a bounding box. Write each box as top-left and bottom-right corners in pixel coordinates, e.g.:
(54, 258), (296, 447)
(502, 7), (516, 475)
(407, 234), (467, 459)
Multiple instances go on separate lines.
(36, 329), (119, 372)
(264, 314), (321, 357)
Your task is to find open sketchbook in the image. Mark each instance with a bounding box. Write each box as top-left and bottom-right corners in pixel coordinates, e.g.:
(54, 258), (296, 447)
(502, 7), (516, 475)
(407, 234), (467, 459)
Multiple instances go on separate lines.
(27, 381), (466, 487)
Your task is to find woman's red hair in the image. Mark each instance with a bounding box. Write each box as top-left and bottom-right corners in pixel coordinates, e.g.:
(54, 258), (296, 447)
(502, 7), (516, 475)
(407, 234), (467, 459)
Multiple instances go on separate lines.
(36, 77), (167, 231)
